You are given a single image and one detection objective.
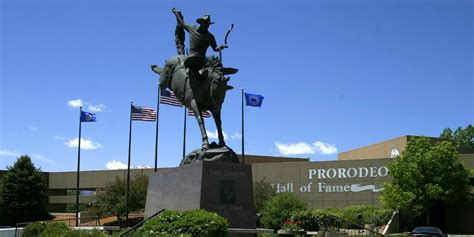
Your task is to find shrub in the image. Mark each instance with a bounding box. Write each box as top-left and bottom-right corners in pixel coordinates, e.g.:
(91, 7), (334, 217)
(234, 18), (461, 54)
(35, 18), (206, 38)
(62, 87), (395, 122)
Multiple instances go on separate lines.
(365, 208), (393, 226)
(284, 206), (393, 231)
(260, 192), (307, 230)
(41, 222), (69, 236)
(286, 209), (339, 231)
(63, 229), (107, 237)
(139, 210), (181, 235)
(22, 222), (47, 237)
(340, 206), (392, 228)
(103, 216), (143, 227)
(340, 205), (368, 228)
(174, 209), (228, 236)
(138, 209), (228, 236)
(284, 210), (317, 231)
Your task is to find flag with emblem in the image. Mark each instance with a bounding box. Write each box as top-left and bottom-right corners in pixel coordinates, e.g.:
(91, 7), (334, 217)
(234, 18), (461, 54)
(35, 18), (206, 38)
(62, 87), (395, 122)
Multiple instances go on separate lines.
(131, 105), (157, 122)
(160, 89), (183, 107)
(244, 93), (264, 107)
(188, 110), (212, 118)
(76, 108), (96, 222)
(80, 111), (96, 122)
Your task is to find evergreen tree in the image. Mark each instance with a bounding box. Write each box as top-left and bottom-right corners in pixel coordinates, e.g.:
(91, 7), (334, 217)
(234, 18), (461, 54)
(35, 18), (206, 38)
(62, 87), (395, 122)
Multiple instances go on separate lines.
(440, 124), (474, 150)
(0, 156), (50, 226)
(440, 127), (453, 140)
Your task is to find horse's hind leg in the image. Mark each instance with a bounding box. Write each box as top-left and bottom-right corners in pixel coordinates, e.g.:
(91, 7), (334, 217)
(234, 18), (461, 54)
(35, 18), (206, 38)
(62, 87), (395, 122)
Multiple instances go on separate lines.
(189, 100), (209, 150)
(211, 109), (226, 147)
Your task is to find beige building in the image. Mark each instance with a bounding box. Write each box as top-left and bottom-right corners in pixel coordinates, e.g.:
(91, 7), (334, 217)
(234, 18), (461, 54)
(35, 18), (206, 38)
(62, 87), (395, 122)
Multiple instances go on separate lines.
(2, 136), (472, 212)
(253, 136), (473, 209)
(338, 136), (443, 161)
(46, 155), (309, 212)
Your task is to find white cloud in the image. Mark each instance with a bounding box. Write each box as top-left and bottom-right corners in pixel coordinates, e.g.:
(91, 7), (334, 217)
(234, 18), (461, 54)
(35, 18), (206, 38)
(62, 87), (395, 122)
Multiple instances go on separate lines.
(68, 99), (83, 108)
(275, 141), (337, 156)
(206, 130), (228, 140)
(54, 136), (66, 140)
(313, 141), (338, 155)
(231, 132), (242, 140)
(105, 161), (153, 170)
(275, 142), (315, 155)
(65, 138), (103, 150)
(106, 160), (127, 170)
(67, 99), (106, 112)
(31, 153), (54, 165)
(0, 149), (54, 165)
(88, 104), (106, 112)
(0, 149), (21, 157)
(28, 126), (39, 131)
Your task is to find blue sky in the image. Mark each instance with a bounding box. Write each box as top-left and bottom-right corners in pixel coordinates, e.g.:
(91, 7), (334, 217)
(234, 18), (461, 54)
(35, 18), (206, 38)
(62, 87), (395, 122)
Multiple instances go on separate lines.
(1, 0), (472, 171)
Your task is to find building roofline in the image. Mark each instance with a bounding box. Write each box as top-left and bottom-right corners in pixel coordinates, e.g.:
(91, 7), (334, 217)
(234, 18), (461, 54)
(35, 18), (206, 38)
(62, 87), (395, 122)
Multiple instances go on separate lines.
(338, 135), (441, 155)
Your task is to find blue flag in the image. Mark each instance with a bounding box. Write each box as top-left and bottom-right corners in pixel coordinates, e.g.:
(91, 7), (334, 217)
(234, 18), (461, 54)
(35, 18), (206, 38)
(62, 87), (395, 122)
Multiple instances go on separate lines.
(245, 93), (264, 107)
(80, 111), (96, 122)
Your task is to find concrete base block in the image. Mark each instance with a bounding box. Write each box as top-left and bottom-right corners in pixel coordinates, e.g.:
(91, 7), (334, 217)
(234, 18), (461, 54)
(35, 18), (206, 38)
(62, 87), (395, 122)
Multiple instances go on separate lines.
(145, 161), (256, 228)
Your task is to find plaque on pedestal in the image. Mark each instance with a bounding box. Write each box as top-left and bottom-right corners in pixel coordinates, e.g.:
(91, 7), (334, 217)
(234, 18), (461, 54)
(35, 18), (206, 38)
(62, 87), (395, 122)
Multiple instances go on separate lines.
(145, 161), (256, 228)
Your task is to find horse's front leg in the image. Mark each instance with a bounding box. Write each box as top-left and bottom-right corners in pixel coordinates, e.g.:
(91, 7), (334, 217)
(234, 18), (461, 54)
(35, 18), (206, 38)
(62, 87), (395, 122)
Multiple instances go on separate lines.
(189, 100), (209, 150)
(212, 109), (226, 147)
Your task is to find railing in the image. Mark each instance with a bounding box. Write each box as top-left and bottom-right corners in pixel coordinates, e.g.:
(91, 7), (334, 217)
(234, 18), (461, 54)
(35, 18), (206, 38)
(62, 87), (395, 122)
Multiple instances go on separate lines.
(14, 216), (100, 237)
(119, 209), (165, 237)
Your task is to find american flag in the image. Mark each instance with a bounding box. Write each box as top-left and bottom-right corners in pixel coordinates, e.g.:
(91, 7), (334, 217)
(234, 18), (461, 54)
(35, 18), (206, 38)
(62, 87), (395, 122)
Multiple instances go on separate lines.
(131, 105), (157, 122)
(188, 110), (212, 118)
(160, 89), (183, 107)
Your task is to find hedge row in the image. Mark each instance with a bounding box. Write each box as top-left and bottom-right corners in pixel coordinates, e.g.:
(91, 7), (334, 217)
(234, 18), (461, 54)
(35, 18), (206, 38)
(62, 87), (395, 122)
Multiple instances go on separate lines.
(260, 193), (393, 231)
(282, 206), (393, 231)
(22, 222), (107, 237)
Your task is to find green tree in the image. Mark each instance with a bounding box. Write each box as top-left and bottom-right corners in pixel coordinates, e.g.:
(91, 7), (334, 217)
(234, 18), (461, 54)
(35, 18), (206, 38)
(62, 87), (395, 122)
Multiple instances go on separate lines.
(0, 156), (50, 226)
(440, 124), (474, 150)
(380, 137), (471, 224)
(88, 174), (148, 226)
(254, 177), (276, 213)
(260, 192), (307, 230)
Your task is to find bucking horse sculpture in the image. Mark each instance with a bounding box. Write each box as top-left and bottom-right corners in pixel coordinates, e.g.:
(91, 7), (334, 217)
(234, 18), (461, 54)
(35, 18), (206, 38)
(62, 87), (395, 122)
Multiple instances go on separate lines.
(151, 11), (239, 165)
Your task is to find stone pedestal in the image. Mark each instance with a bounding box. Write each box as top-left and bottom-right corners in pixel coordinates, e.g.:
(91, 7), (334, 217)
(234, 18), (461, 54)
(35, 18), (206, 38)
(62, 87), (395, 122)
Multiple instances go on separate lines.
(145, 161), (256, 228)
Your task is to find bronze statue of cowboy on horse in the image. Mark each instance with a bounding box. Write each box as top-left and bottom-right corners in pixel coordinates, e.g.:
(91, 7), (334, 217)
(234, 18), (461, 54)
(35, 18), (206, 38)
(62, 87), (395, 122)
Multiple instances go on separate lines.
(151, 8), (238, 164)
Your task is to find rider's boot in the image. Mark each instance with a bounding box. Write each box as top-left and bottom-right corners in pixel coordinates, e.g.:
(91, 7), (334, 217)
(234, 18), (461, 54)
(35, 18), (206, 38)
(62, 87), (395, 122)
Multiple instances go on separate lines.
(188, 68), (202, 82)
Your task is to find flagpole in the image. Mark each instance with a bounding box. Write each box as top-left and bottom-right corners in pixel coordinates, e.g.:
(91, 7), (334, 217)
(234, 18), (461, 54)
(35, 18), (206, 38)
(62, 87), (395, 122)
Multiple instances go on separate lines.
(126, 101), (133, 226)
(241, 88), (245, 164)
(182, 106), (187, 159)
(154, 84), (160, 172)
(75, 107), (82, 227)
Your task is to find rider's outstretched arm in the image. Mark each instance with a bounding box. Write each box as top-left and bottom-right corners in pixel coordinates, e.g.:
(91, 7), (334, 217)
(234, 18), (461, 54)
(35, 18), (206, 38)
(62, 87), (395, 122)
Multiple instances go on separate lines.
(173, 9), (192, 32)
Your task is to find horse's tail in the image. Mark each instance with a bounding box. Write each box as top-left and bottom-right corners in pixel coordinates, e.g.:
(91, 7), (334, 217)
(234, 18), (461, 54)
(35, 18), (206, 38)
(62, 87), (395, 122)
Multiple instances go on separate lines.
(151, 65), (163, 74)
